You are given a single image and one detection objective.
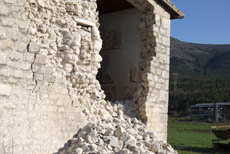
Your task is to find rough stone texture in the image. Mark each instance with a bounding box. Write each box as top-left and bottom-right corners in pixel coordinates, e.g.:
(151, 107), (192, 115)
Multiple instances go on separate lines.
(139, 3), (171, 141)
(0, 0), (179, 153)
(55, 101), (178, 154)
(126, 0), (171, 141)
(0, 0), (104, 153)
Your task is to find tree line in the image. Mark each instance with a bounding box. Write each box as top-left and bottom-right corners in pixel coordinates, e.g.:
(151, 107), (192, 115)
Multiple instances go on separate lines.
(169, 75), (230, 112)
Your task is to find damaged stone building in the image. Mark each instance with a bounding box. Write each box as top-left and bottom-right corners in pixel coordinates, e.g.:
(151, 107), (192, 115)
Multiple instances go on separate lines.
(0, 0), (183, 153)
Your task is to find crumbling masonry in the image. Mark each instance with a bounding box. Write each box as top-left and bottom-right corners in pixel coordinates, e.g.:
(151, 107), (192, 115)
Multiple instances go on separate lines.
(0, 0), (183, 153)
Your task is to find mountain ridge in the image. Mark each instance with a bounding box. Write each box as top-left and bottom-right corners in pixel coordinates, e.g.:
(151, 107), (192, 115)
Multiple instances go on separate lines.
(170, 37), (230, 79)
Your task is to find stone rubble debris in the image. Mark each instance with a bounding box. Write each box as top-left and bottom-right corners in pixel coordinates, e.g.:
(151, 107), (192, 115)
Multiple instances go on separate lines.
(56, 100), (177, 154)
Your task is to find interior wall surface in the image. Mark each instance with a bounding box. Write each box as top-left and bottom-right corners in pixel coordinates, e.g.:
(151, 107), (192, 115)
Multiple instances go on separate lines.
(98, 8), (141, 100)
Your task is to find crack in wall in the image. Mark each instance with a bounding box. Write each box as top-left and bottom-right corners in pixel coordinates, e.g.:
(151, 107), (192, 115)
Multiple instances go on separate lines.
(27, 43), (38, 93)
(67, 84), (74, 106)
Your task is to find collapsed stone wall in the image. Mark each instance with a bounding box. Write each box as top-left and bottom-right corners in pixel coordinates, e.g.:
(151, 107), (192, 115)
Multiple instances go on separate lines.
(0, 0), (171, 153)
(25, 0), (105, 117)
(0, 0), (106, 153)
(56, 101), (178, 154)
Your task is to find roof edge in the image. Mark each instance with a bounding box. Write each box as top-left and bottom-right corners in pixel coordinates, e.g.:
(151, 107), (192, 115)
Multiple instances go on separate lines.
(157, 0), (184, 19)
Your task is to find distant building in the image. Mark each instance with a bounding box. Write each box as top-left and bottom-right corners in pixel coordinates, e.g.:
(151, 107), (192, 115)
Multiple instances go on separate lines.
(190, 102), (230, 122)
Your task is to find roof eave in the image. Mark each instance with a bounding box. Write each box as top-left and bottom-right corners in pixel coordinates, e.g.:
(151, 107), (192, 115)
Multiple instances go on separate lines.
(157, 0), (184, 19)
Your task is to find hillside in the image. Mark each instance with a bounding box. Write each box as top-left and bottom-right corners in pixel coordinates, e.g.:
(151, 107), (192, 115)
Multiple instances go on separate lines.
(169, 38), (230, 112)
(170, 37), (230, 79)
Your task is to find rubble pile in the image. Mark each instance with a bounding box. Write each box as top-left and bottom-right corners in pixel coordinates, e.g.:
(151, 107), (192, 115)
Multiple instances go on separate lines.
(56, 101), (177, 154)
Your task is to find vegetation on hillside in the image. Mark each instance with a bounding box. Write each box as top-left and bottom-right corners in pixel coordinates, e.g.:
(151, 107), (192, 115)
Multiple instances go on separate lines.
(169, 76), (230, 112)
(169, 38), (230, 112)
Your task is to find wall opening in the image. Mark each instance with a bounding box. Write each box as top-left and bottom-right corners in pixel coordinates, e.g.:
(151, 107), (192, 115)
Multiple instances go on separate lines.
(96, 0), (142, 117)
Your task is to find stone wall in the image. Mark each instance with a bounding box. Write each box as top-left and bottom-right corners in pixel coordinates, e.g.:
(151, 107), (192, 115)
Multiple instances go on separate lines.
(0, 0), (105, 153)
(126, 0), (171, 141)
(137, 4), (171, 140)
(0, 0), (172, 153)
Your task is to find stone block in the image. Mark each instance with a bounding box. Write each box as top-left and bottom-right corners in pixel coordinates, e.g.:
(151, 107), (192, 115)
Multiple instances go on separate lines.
(18, 20), (29, 33)
(8, 51), (23, 61)
(41, 66), (53, 74)
(162, 70), (168, 79)
(44, 74), (55, 83)
(12, 70), (24, 78)
(161, 18), (170, 29)
(160, 90), (168, 102)
(64, 63), (73, 73)
(32, 64), (41, 73)
(92, 54), (102, 62)
(15, 61), (31, 71)
(0, 4), (9, 16)
(155, 14), (160, 22)
(35, 55), (47, 65)
(25, 52), (35, 63)
(0, 67), (11, 76)
(4, 0), (15, 4)
(0, 28), (6, 39)
(24, 71), (33, 79)
(1, 17), (15, 27)
(37, 0), (45, 7)
(0, 84), (12, 96)
(0, 39), (13, 50)
(142, 73), (153, 81)
(28, 42), (40, 53)
(162, 36), (169, 46)
(34, 73), (43, 81)
(0, 52), (8, 64)
(64, 53), (78, 64)
(16, 41), (28, 53)
(6, 28), (18, 41)
(75, 18), (94, 27)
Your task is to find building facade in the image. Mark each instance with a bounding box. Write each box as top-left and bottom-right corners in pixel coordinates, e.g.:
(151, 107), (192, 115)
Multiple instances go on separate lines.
(0, 0), (183, 153)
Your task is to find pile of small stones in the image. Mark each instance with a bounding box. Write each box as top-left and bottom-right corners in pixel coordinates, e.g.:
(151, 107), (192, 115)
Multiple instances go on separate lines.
(56, 101), (177, 154)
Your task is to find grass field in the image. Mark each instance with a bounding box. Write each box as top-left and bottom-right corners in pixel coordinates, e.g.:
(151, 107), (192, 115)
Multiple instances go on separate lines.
(168, 117), (230, 154)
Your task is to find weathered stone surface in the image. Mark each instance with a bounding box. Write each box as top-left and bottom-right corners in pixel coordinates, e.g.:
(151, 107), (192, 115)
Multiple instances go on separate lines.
(28, 42), (40, 53)
(55, 101), (178, 154)
(0, 0), (178, 153)
(0, 28), (6, 39)
(34, 54), (47, 64)
(0, 84), (12, 96)
(0, 39), (13, 49)
(0, 3), (9, 16)
(0, 52), (8, 64)
(109, 136), (122, 149)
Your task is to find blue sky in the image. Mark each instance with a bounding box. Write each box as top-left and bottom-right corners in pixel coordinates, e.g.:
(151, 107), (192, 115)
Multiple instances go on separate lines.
(171, 0), (230, 44)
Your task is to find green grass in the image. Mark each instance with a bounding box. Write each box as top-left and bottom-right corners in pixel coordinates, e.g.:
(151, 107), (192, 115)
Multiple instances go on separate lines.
(168, 117), (230, 154)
